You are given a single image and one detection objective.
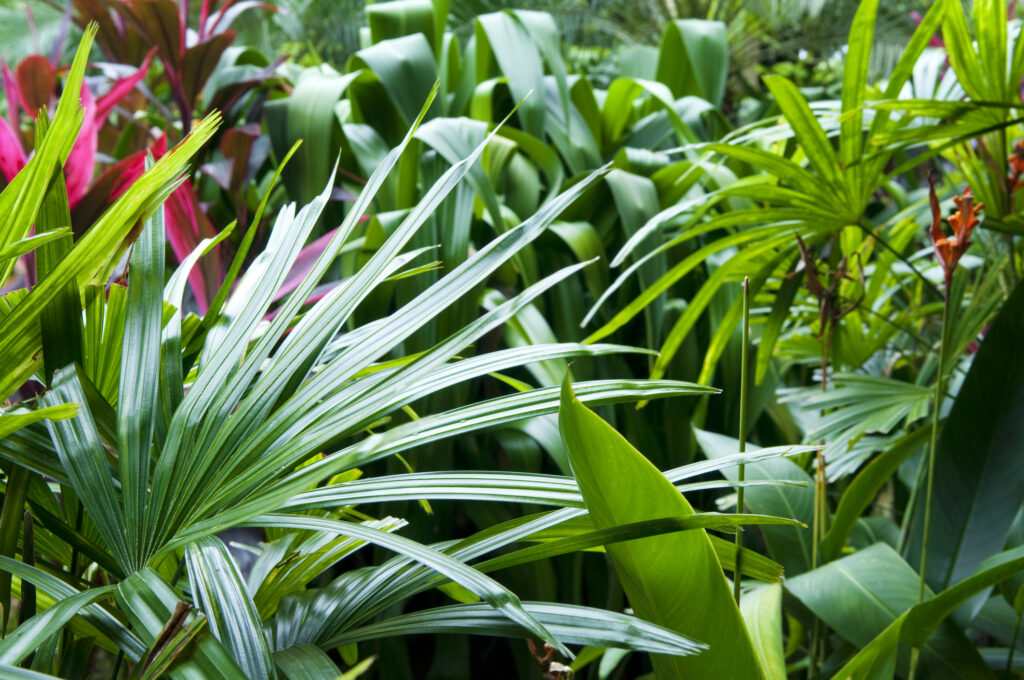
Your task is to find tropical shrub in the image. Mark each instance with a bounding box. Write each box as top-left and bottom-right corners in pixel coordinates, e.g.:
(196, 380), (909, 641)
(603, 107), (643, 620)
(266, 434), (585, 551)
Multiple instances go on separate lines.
(8, 0), (1024, 678)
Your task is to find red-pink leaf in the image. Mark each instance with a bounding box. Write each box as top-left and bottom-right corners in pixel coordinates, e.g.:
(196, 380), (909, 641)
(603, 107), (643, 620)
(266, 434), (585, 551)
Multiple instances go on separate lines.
(119, 0), (184, 64)
(2, 62), (22, 129)
(164, 179), (222, 311)
(14, 55), (56, 117)
(180, 31), (235, 107)
(273, 227), (338, 302)
(0, 116), (27, 182)
(94, 47), (155, 123)
(64, 85), (98, 207)
(206, 1), (276, 36)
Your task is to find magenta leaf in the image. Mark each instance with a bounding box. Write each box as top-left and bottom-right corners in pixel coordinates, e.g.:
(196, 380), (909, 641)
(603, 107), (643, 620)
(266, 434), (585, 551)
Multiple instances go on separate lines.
(14, 55), (56, 116)
(94, 46), (155, 123)
(0, 117), (27, 183)
(64, 84), (99, 207)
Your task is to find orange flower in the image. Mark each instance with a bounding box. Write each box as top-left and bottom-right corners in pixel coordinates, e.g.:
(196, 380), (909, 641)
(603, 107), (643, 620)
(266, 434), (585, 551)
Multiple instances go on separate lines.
(1009, 139), (1024, 192)
(928, 178), (983, 287)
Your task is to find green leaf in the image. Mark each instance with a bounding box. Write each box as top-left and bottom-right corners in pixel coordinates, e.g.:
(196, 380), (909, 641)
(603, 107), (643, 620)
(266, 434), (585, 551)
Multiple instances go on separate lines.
(0, 585), (116, 665)
(739, 583), (787, 680)
(559, 373), (764, 679)
(788, 544), (989, 677)
(832, 545), (1024, 679)
(0, 406), (78, 440)
(116, 569), (247, 679)
(821, 427), (929, 562)
(323, 602), (706, 658)
(118, 205), (164, 570)
(249, 514), (571, 658)
(906, 277), (1024, 590)
(0, 112), (220, 401)
(694, 428), (813, 576)
(273, 644), (341, 680)
(186, 537), (274, 680)
(41, 368), (131, 570)
(655, 20), (728, 107)
(762, 75), (846, 206)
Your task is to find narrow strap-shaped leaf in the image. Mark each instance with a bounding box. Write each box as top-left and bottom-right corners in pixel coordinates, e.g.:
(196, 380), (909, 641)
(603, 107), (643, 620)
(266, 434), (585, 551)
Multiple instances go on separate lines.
(754, 262), (801, 385)
(972, 0), (1008, 103)
(322, 602), (705, 658)
(249, 513), (572, 658)
(474, 514), (802, 576)
(164, 379), (721, 551)
(941, 0), (990, 102)
(116, 568), (247, 679)
(839, 0), (879, 204)
(273, 644), (340, 680)
(0, 585), (116, 665)
(160, 225), (235, 430)
(703, 143), (836, 203)
(42, 368), (130, 569)
(0, 555), (143, 659)
(0, 24), (93, 271)
(33, 111), (81, 384)
(840, 0), (879, 167)
(0, 230), (70, 266)
(119, 202), (165, 570)
(763, 75), (847, 208)
(186, 537), (274, 680)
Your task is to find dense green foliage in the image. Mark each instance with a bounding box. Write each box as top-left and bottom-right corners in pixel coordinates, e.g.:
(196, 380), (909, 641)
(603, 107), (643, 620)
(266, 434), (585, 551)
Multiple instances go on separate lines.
(3, 0), (1024, 678)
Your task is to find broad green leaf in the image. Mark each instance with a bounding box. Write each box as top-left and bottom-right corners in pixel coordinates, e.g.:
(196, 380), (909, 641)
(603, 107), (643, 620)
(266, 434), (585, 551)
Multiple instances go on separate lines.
(655, 20), (728, 107)
(559, 374), (764, 679)
(833, 545), (1024, 679)
(906, 278), (1024, 590)
(740, 583), (787, 680)
(788, 543), (990, 677)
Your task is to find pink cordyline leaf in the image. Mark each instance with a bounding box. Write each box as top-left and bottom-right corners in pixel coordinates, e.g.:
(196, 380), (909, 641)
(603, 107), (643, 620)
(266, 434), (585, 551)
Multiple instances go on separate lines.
(265, 285), (334, 321)
(64, 84), (98, 207)
(2, 62), (22, 129)
(14, 55), (56, 117)
(163, 176), (222, 312)
(93, 47), (155, 123)
(206, 1), (277, 36)
(0, 117), (27, 182)
(273, 227), (339, 302)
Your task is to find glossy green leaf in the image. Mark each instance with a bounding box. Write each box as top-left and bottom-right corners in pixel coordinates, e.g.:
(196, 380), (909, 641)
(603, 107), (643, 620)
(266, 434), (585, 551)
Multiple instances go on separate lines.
(906, 278), (1024, 590)
(559, 374), (764, 679)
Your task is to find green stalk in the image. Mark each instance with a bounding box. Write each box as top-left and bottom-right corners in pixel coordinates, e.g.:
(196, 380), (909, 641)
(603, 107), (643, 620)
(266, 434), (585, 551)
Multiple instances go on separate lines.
(910, 284), (951, 680)
(733, 277), (750, 604)
(0, 463), (30, 634)
(1007, 606), (1023, 679)
(918, 290), (949, 602)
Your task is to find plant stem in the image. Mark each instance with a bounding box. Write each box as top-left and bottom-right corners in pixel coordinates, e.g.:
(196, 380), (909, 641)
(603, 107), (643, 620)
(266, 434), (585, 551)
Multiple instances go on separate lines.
(1007, 606), (1023, 679)
(0, 464), (29, 635)
(918, 290), (949, 602)
(910, 284), (951, 680)
(733, 277), (750, 604)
